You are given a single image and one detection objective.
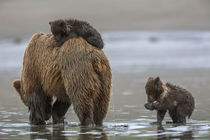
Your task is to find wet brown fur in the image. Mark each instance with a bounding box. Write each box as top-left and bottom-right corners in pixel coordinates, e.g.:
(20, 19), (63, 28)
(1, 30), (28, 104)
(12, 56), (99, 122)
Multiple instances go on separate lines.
(49, 19), (104, 49)
(145, 77), (195, 124)
(12, 33), (112, 125)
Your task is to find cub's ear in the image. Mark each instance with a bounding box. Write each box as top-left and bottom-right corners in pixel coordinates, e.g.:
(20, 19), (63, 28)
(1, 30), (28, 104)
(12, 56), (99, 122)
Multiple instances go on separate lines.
(154, 77), (160, 83)
(12, 79), (21, 93)
(49, 21), (52, 25)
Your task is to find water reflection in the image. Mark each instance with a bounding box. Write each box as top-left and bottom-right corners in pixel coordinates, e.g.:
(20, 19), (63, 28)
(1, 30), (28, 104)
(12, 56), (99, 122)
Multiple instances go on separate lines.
(29, 125), (108, 140)
(78, 127), (108, 140)
(30, 125), (67, 140)
(53, 125), (68, 140)
(30, 125), (49, 140)
(156, 125), (194, 140)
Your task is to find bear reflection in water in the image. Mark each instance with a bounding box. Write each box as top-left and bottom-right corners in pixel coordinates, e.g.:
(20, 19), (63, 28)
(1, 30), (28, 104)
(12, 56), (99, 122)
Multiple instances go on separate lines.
(30, 125), (108, 140)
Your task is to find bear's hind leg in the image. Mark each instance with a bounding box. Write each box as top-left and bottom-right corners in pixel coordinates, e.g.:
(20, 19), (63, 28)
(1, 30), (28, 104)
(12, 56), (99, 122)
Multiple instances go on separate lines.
(176, 106), (187, 124)
(169, 109), (178, 123)
(72, 95), (94, 126)
(52, 100), (71, 124)
(169, 108), (186, 124)
(93, 93), (110, 126)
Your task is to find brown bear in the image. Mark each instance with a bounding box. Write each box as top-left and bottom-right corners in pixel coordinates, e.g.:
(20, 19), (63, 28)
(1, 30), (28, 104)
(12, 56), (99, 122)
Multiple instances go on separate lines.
(49, 19), (104, 49)
(12, 33), (112, 126)
(144, 77), (195, 125)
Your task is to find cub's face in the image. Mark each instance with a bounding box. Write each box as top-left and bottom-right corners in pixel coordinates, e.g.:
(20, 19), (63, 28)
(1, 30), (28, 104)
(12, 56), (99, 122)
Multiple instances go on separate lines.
(49, 20), (68, 40)
(145, 77), (164, 103)
(12, 80), (29, 106)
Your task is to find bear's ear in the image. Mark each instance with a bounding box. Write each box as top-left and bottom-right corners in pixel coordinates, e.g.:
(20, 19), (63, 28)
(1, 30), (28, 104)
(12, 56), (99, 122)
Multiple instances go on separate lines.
(49, 21), (52, 25)
(12, 79), (21, 94)
(154, 77), (160, 83)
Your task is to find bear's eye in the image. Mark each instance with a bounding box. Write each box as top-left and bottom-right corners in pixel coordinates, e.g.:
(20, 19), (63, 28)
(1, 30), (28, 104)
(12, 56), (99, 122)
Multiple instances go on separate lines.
(59, 22), (65, 27)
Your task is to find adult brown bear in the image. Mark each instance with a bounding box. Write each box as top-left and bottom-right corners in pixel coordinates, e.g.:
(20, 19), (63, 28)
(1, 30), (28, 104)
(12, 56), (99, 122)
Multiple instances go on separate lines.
(12, 33), (112, 126)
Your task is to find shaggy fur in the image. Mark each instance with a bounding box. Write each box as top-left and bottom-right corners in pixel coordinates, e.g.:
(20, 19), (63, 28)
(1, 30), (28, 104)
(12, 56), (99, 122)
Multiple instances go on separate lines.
(49, 19), (104, 49)
(144, 77), (195, 124)
(12, 33), (112, 125)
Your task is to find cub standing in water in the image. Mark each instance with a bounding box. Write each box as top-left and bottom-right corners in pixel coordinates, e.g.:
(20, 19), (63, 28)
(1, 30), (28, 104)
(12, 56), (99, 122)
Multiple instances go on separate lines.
(144, 77), (195, 125)
(49, 19), (104, 49)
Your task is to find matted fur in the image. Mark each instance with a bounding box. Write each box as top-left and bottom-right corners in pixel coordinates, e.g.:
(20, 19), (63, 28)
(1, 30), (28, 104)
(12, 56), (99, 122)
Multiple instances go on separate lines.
(145, 77), (195, 124)
(159, 83), (169, 100)
(12, 33), (112, 125)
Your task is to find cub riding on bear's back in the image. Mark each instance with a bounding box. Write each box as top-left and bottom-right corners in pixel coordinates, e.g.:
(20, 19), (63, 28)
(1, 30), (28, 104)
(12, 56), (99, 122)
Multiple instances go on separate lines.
(49, 19), (104, 49)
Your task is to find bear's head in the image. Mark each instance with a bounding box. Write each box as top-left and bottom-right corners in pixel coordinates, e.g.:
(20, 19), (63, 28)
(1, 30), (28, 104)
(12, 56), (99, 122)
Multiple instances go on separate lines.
(145, 77), (164, 103)
(49, 20), (69, 41)
(12, 79), (29, 106)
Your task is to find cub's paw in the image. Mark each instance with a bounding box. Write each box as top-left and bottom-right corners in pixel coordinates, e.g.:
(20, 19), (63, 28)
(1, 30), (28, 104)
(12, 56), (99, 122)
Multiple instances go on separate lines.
(152, 101), (160, 109)
(144, 102), (155, 110)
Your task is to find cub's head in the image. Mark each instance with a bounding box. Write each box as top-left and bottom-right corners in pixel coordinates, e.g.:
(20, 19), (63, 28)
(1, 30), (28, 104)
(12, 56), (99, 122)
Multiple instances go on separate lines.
(49, 19), (69, 40)
(145, 77), (164, 103)
(12, 79), (29, 106)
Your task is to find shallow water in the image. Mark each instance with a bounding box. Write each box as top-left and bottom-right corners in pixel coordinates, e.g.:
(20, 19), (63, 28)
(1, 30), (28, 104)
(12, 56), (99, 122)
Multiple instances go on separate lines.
(0, 105), (210, 139)
(0, 31), (210, 139)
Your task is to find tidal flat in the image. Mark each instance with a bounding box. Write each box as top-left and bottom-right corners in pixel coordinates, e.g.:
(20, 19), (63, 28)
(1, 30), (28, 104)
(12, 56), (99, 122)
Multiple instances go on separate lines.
(0, 31), (210, 139)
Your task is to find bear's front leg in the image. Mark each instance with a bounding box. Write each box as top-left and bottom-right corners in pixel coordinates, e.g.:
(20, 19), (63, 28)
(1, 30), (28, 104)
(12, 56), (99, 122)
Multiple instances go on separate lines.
(52, 100), (71, 124)
(28, 92), (46, 125)
(157, 110), (167, 124)
(45, 96), (52, 121)
(151, 110), (166, 125)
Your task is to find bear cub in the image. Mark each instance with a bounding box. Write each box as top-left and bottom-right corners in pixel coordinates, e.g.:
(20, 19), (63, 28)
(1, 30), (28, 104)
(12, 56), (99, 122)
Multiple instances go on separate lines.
(144, 77), (195, 125)
(49, 19), (104, 49)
